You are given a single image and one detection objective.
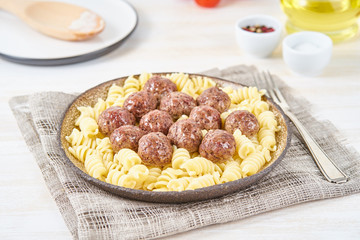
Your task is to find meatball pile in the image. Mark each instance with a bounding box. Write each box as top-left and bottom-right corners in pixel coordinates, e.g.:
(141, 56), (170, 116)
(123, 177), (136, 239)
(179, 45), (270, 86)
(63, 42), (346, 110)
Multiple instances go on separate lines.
(97, 76), (261, 166)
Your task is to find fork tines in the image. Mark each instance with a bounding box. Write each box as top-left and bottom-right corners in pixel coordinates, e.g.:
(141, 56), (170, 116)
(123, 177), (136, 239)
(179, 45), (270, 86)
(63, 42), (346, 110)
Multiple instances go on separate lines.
(253, 71), (289, 110)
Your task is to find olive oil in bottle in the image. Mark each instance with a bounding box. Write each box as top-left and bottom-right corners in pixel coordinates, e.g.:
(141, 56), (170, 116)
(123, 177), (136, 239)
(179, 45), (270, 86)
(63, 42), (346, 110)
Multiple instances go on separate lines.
(280, 0), (360, 42)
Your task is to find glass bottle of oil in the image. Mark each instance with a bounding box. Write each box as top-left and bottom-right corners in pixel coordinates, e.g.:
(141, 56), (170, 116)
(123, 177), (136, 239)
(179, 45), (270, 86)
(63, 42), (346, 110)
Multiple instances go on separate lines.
(280, 0), (360, 42)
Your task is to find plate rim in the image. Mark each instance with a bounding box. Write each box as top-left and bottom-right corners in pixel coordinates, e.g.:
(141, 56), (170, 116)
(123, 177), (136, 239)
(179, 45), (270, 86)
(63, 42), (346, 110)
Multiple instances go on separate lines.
(58, 72), (292, 203)
(0, 0), (138, 66)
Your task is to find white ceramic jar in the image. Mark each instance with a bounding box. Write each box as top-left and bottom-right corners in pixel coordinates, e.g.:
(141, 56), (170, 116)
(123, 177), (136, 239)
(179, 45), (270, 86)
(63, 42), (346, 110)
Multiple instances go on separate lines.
(282, 31), (333, 77)
(235, 15), (282, 58)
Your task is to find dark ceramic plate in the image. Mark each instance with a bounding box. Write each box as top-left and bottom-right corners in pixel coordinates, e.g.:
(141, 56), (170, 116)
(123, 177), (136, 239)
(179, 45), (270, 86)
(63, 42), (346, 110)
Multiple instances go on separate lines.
(59, 73), (291, 203)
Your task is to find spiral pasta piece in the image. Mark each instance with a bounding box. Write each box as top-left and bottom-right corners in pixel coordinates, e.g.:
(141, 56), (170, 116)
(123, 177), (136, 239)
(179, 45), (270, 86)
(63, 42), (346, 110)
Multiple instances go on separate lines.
(108, 164), (149, 189)
(240, 148), (270, 176)
(257, 145), (272, 162)
(220, 86), (233, 95)
(230, 99), (256, 113)
(84, 153), (107, 180)
(123, 76), (141, 98)
(122, 164), (149, 189)
(186, 172), (220, 190)
(234, 99), (254, 112)
(138, 72), (153, 89)
(168, 177), (192, 191)
(251, 99), (269, 117)
(143, 167), (162, 190)
(214, 164), (223, 175)
(180, 157), (215, 177)
(233, 129), (256, 159)
(258, 128), (277, 151)
(171, 147), (191, 169)
(229, 87), (264, 104)
(106, 168), (126, 185)
(76, 98), (108, 125)
(215, 162), (226, 173)
(114, 148), (142, 172)
(181, 80), (198, 98)
(68, 145), (95, 163)
(258, 111), (278, 130)
(103, 158), (122, 172)
(191, 76), (216, 94)
(112, 96), (126, 107)
(79, 117), (99, 137)
(93, 98), (111, 121)
(66, 128), (97, 149)
(165, 72), (190, 91)
(154, 168), (187, 189)
(106, 84), (125, 105)
(95, 137), (113, 155)
(95, 137), (114, 163)
(220, 161), (242, 183)
(75, 106), (95, 126)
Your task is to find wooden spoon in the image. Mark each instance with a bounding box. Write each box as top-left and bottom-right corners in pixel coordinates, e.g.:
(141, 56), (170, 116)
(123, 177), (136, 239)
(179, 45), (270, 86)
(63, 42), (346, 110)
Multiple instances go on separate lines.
(0, 0), (105, 41)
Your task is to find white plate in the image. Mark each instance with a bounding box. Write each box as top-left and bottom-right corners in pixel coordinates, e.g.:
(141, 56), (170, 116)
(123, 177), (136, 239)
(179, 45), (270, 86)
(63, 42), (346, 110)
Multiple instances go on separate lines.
(0, 0), (138, 65)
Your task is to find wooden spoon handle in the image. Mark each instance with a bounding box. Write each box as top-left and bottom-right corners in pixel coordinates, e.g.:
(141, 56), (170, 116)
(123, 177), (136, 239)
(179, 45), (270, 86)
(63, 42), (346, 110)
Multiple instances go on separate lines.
(0, 0), (34, 17)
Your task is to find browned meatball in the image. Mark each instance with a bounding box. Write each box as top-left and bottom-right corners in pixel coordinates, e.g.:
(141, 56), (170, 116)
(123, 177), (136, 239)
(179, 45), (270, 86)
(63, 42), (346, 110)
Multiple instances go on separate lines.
(159, 92), (196, 119)
(189, 105), (221, 130)
(196, 87), (231, 113)
(139, 110), (174, 135)
(123, 91), (157, 120)
(143, 75), (178, 101)
(167, 119), (202, 153)
(224, 110), (260, 137)
(138, 132), (173, 166)
(199, 129), (236, 163)
(110, 125), (145, 152)
(97, 106), (136, 135)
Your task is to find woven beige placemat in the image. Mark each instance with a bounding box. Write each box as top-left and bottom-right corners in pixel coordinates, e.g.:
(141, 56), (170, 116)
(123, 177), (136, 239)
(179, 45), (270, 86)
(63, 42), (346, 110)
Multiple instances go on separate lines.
(9, 65), (360, 240)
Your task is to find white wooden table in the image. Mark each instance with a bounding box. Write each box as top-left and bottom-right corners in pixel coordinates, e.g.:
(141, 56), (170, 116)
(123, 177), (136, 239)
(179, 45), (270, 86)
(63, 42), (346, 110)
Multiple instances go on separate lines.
(1, 0), (360, 239)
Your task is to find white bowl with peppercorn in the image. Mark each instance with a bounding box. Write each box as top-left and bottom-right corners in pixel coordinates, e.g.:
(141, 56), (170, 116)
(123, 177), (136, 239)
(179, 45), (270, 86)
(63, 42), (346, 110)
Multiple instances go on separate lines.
(235, 15), (282, 58)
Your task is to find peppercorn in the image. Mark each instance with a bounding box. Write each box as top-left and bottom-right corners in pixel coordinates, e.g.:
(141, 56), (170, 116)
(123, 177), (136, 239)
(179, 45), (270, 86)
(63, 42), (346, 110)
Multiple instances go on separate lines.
(242, 25), (275, 33)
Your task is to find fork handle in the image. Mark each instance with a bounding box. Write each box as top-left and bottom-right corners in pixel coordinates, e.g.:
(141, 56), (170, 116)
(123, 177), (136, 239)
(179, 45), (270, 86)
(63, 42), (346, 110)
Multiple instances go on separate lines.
(285, 111), (348, 183)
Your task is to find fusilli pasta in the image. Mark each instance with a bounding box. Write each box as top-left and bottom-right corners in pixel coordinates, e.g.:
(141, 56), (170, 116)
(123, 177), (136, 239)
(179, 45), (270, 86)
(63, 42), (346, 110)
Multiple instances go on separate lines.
(240, 148), (271, 176)
(233, 129), (256, 159)
(66, 128), (97, 149)
(220, 161), (242, 183)
(66, 72), (280, 192)
(84, 153), (107, 180)
(180, 157), (216, 177)
(186, 172), (220, 190)
(171, 147), (191, 169)
(114, 148), (141, 172)
(79, 117), (99, 137)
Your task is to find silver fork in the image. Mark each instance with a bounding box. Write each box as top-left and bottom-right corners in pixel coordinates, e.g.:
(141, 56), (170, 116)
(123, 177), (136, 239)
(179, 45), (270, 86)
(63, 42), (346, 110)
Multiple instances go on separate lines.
(254, 71), (348, 184)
